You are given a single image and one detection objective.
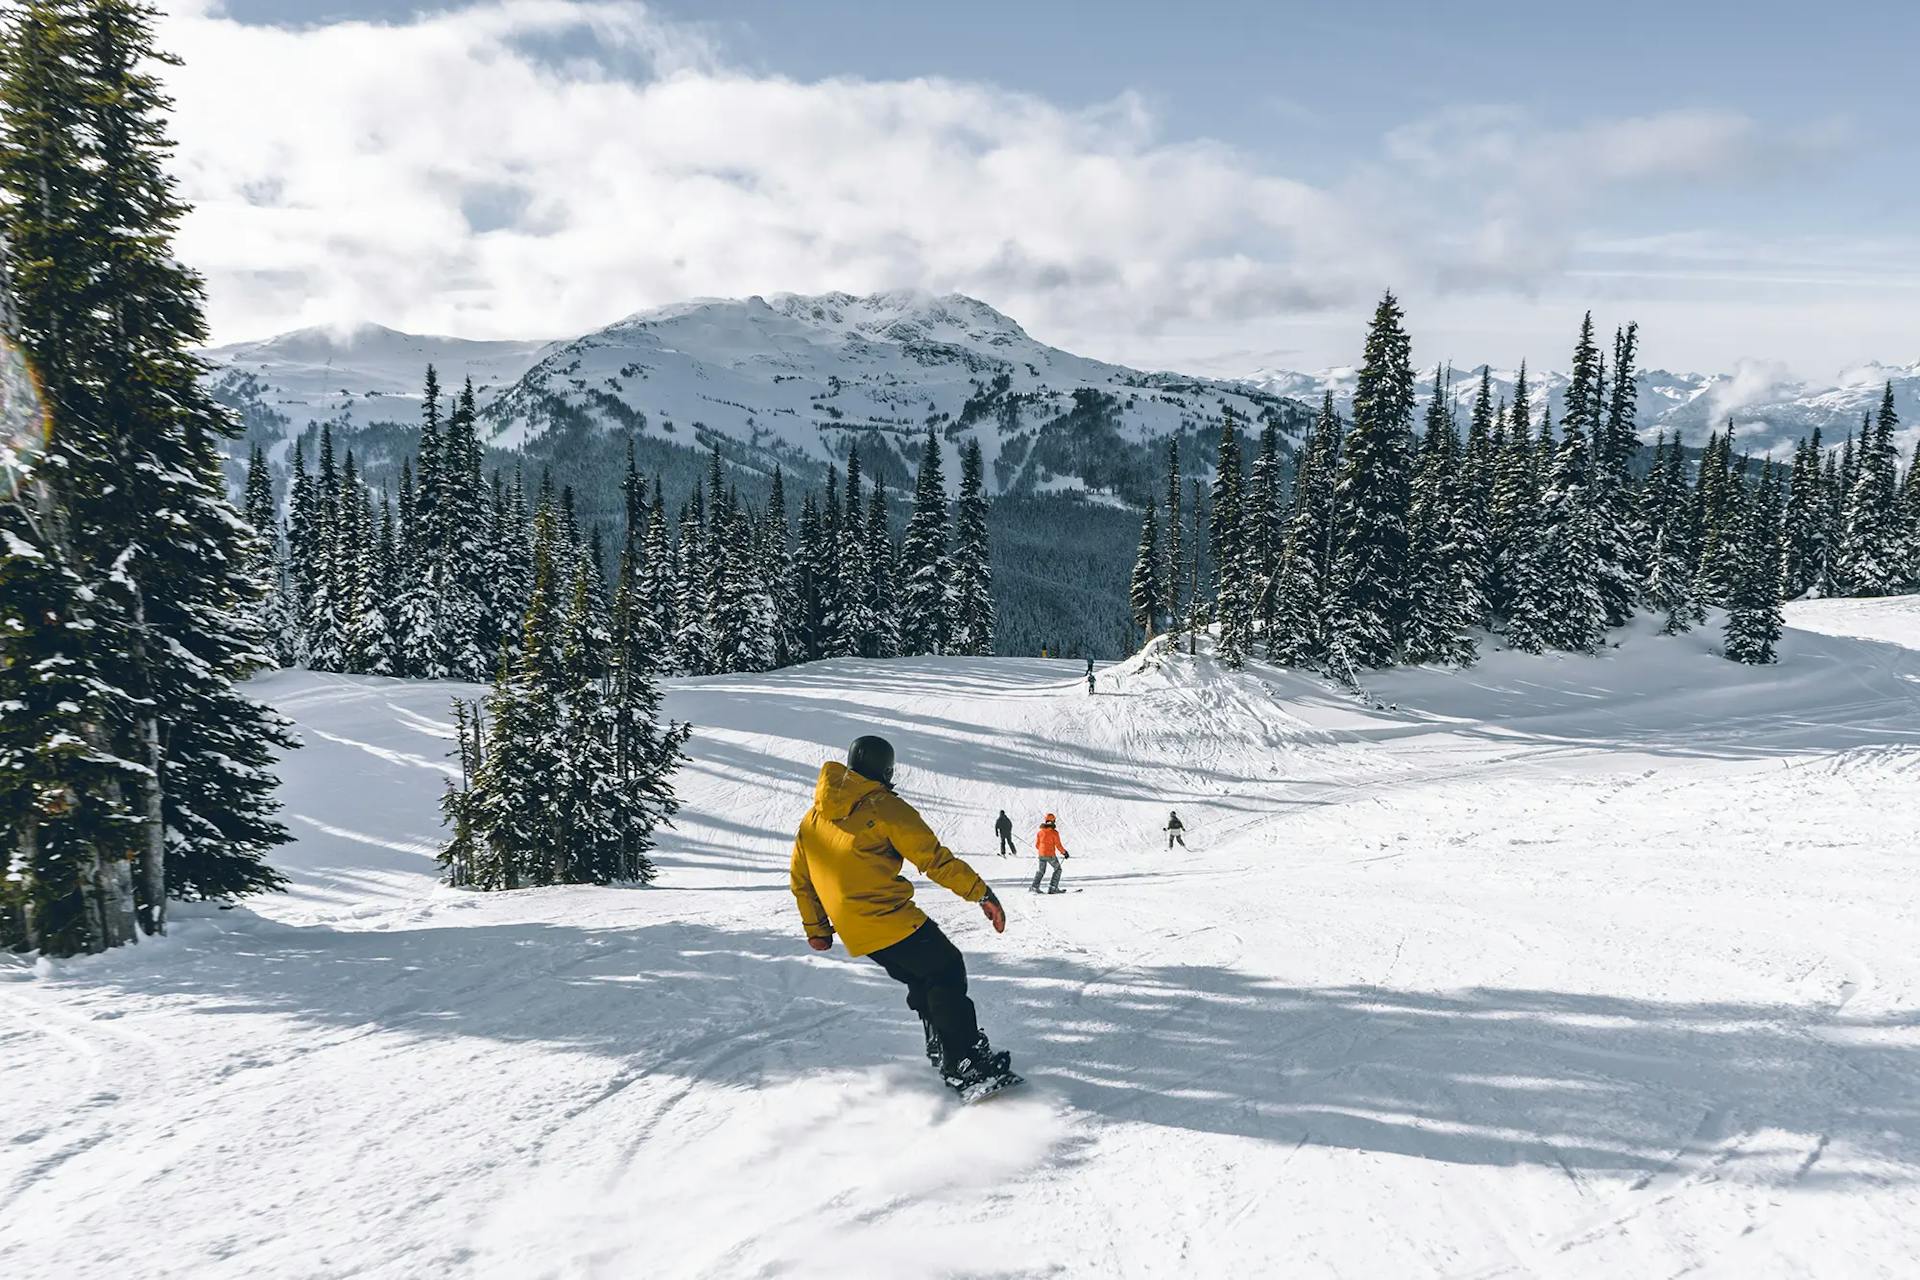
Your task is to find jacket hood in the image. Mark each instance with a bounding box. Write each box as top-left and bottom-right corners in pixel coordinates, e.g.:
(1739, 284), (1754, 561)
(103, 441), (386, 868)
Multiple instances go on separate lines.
(814, 761), (884, 821)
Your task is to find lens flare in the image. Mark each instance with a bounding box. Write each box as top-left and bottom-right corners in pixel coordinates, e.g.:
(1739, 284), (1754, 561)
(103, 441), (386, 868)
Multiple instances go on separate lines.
(0, 332), (51, 501)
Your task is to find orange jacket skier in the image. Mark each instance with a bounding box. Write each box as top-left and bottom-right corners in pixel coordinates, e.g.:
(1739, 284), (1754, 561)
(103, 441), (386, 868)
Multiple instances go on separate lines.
(1030, 813), (1070, 894)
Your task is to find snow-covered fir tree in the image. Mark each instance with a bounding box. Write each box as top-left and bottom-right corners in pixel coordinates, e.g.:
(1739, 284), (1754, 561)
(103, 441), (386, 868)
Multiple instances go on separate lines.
(1328, 291), (1417, 670)
(949, 438), (996, 656)
(243, 443), (296, 665)
(1209, 411), (1251, 668)
(1267, 393), (1342, 667)
(1835, 384), (1903, 596)
(1724, 463), (1786, 664)
(1536, 315), (1607, 653)
(1, 0), (289, 953)
(863, 478), (899, 659)
(898, 428), (951, 655)
(1402, 369), (1477, 665)
(1129, 498), (1163, 640)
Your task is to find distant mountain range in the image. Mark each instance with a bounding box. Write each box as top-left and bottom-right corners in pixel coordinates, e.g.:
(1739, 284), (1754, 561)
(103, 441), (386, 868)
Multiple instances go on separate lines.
(203, 292), (1300, 502)
(202, 292), (1920, 497)
(1246, 359), (1920, 458)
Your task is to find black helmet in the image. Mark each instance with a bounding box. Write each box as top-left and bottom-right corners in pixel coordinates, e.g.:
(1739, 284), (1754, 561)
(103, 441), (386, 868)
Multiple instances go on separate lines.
(847, 735), (896, 786)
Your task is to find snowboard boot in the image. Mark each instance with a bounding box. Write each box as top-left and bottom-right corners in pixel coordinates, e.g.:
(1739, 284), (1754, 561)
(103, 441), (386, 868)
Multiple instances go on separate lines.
(941, 1033), (1012, 1091)
(920, 1016), (943, 1071)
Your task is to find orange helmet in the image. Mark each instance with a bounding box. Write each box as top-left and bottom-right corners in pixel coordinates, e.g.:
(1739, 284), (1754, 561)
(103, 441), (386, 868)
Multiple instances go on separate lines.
(1044, 813), (1056, 824)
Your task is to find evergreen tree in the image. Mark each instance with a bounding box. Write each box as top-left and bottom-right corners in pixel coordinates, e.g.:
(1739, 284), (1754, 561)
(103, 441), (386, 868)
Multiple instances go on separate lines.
(1724, 463), (1785, 663)
(606, 520), (690, 885)
(1596, 323), (1643, 624)
(1835, 384), (1903, 595)
(1129, 498), (1163, 640)
(1781, 430), (1827, 599)
(243, 443), (295, 665)
(1691, 425), (1741, 607)
(672, 484), (711, 674)
(1642, 434), (1701, 633)
(396, 368), (445, 676)
(1328, 291), (1417, 669)
(2, 0), (290, 944)
(1210, 410), (1250, 667)
(643, 486), (676, 669)
(438, 375), (488, 679)
(864, 479), (899, 658)
(761, 467), (799, 667)
(1492, 398), (1551, 653)
(1267, 394), (1342, 667)
(1246, 415), (1285, 645)
(949, 438), (996, 655)
(1403, 369), (1476, 665)
(1164, 438), (1183, 632)
(1537, 315), (1606, 652)
(898, 428), (950, 655)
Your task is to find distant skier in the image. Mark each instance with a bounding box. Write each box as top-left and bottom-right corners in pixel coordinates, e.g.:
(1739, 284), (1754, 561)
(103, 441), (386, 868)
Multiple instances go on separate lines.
(994, 809), (1015, 857)
(1165, 810), (1186, 850)
(1031, 813), (1070, 894)
(790, 735), (1016, 1098)
(1086, 671), (1096, 696)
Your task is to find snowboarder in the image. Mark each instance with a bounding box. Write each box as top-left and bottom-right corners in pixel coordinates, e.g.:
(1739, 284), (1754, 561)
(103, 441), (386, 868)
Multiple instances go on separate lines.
(791, 735), (1017, 1098)
(1031, 813), (1070, 894)
(994, 809), (1015, 857)
(1165, 810), (1186, 850)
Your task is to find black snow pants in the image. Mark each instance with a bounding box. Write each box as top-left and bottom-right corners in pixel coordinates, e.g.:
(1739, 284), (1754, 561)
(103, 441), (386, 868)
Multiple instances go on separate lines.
(997, 831), (1017, 857)
(1167, 831), (1185, 850)
(869, 920), (980, 1072)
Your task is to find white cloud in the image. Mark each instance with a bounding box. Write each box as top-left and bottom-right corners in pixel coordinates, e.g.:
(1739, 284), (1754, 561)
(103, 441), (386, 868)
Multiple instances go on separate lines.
(156, 0), (1882, 375)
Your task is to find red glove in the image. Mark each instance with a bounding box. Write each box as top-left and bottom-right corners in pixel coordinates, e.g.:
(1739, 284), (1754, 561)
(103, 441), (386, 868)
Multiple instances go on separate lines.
(807, 935), (832, 951)
(981, 893), (1007, 933)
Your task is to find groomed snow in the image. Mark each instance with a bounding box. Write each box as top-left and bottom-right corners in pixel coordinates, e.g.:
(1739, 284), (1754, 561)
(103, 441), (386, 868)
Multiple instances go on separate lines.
(5, 602), (1919, 1277)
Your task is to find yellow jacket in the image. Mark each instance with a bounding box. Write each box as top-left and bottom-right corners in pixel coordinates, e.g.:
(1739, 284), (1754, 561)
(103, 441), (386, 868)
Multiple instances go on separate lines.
(790, 762), (989, 957)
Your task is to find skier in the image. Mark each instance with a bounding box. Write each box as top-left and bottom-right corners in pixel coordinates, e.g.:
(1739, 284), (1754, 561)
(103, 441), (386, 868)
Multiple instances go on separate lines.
(790, 735), (1017, 1097)
(1086, 671), (1096, 696)
(1165, 810), (1186, 850)
(1031, 813), (1070, 894)
(994, 809), (1015, 857)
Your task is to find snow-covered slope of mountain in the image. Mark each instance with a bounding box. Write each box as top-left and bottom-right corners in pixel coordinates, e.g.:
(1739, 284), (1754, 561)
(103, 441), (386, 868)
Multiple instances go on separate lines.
(1247, 359), (1920, 457)
(476, 290), (1295, 493)
(201, 294), (1301, 497)
(9, 600), (1920, 1275)
(202, 323), (554, 462)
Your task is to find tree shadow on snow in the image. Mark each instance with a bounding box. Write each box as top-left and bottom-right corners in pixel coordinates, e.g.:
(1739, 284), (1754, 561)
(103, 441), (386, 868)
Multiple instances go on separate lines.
(70, 912), (1920, 1187)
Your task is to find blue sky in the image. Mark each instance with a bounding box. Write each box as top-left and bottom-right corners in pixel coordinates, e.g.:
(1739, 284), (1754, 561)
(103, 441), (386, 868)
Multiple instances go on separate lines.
(173, 1), (1918, 377)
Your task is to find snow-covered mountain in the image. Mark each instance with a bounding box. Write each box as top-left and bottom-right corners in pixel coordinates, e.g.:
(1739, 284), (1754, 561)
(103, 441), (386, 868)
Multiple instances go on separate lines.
(1247, 359), (1920, 457)
(203, 323), (556, 463)
(203, 293), (1301, 498)
(477, 290), (1302, 495)
(203, 296), (1920, 483)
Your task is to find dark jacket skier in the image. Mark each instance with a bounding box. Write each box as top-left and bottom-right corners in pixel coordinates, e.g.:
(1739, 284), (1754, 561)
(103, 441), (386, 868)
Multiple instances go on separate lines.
(994, 809), (1015, 857)
(1165, 810), (1186, 850)
(791, 735), (1011, 1090)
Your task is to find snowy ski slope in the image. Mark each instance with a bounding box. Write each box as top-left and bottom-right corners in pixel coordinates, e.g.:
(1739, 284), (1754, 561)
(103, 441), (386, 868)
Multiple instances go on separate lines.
(4, 602), (1918, 1277)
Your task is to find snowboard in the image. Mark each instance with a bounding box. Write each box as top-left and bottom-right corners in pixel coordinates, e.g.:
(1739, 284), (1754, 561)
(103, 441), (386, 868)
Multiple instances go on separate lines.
(954, 1070), (1026, 1105)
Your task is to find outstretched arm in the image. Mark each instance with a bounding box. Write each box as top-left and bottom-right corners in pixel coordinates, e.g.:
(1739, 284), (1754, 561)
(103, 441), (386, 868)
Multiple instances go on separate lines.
(876, 793), (1004, 932)
(789, 834), (832, 950)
